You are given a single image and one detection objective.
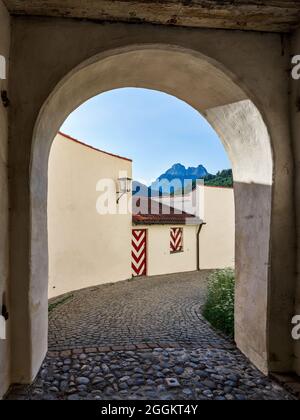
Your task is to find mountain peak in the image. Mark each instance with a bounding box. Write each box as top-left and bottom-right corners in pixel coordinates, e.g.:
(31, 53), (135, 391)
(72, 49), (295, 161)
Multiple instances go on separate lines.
(172, 163), (186, 169)
(151, 163), (210, 194)
(133, 165), (233, 196)
(164, 163), (186, 176)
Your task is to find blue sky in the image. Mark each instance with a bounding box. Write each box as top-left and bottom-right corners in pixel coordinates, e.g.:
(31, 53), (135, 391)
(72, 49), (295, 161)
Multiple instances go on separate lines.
(61, 88), (231, 185)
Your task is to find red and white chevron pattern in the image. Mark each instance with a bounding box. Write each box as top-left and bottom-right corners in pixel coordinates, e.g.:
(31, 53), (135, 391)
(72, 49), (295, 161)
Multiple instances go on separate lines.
(170, 227), (183, 253)
(132, 229), (147, 277)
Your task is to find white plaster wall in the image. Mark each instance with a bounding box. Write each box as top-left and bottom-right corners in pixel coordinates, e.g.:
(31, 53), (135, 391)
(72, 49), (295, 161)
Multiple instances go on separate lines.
(48, 133), (132, 298)
(199, 187), (235, 269)
(0, 0), (10, 399)
(205, 100), (274, 373)
(153, 186), (235, 270)
(152, 190), (200, 217)
(139, 225), (198, 277)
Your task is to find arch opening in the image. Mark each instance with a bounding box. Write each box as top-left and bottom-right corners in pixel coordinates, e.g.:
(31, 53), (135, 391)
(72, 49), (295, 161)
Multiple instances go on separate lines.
(22, 45), (273, 383)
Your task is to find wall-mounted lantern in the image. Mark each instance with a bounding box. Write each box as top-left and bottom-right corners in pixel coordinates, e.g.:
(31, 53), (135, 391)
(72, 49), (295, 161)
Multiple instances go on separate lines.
(117, 177), (132, 203)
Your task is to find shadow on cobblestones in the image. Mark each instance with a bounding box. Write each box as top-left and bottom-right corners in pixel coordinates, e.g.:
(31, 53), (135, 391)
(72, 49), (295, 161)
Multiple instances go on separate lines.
(6, 271), (295, 400)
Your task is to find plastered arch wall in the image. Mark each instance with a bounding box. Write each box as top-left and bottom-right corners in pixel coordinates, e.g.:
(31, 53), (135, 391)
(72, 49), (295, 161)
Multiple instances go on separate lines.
(8, 19), (295, 387)
(31, 46), (272, 377)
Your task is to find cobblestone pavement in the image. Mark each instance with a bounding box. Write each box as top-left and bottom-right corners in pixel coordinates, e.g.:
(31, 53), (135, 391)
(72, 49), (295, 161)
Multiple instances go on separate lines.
(7, 346), (293, 400)
(48, 271), (225, 351)
(7, 271), (295, 400)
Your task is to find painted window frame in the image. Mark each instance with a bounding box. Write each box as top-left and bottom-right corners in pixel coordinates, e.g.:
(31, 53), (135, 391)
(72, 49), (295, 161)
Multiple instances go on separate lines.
(170, 227), (184, 254)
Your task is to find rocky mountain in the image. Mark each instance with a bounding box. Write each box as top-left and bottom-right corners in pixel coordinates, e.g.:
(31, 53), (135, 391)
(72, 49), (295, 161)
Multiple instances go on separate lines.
(157, 163), (208, 182)
(133, 165), (233, 196)
(150, 163), (209, 194)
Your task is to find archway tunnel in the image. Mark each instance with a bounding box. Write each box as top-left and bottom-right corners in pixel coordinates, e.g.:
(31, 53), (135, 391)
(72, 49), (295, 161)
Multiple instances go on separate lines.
(26, 47), (274, 380)
(4, 21), (297, 395)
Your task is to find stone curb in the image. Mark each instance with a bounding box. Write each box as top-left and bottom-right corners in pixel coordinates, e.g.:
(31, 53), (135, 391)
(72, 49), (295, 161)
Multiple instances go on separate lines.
(47, 342), (191, 357)
(47, 341), (237, 356)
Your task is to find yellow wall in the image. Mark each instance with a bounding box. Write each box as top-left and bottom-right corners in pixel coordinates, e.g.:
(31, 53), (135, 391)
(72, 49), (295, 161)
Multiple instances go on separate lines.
(200, 187), (235, 269)
(48, 134), (132, 298)
(136, 225), (198, 276)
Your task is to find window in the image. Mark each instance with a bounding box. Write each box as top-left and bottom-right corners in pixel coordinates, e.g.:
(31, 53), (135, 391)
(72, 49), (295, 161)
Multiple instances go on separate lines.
(170, 227), (183, 253)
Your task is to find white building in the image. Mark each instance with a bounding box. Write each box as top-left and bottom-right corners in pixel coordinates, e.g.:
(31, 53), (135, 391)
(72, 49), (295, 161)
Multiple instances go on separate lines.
(132, 197), (202, 277)
(48, 132), (133, 298)
(48, 132), (234, 298)
(152, 185), (235, 269)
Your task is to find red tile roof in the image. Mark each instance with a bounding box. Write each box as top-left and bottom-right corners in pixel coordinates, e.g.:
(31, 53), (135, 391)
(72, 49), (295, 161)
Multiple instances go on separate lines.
(132, 197), (202, 225)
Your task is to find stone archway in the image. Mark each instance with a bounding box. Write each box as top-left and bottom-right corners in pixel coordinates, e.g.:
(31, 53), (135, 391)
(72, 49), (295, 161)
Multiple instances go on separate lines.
(8, 22), (295, 385)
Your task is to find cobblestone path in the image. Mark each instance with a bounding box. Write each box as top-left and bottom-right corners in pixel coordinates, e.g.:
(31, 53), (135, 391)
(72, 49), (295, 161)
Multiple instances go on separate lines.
(48, 271), (226, 351)
(7, 271), (294, 400)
